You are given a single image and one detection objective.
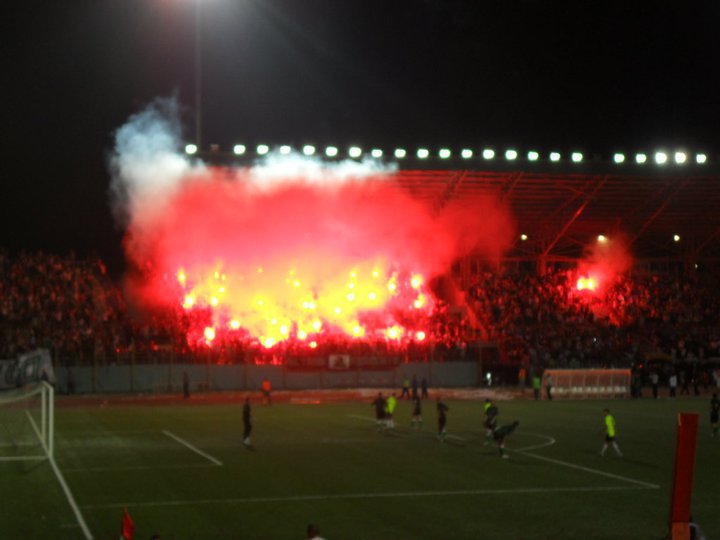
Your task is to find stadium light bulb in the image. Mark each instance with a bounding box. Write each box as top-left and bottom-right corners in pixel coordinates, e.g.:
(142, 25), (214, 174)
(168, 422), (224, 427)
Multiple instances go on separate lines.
(348, 146), (362, 158)
(185, 144), (198, 155)
(613, 153), (625, 164)
(439, 148), (451, 159)
(527, 151), (539, 161)
(394, 148), (407, 159)
(371, 148), (383, 158)
(417, 148), (430, 159)
(696, 153), (707, 164)
(673, 234), (681, 242)
(505, 149), (518, 161)
(571, 152), (583, 163)
(635, 153), (647, 164)
(520, 233), (528, 241)
(597, 234), (607, 243)
(233, 144), (246, 155)
(550, 152), (561, 162)
(674, 151), (687, 164)
(482, 149), (495, 160)
(655, 151), (668, 165)
(325, 146), (338, 157)
(461, 149), (473, 159)
(257, 144), (270, 155)
(280, 145), (292, 155)
(303, 145), (316, 156)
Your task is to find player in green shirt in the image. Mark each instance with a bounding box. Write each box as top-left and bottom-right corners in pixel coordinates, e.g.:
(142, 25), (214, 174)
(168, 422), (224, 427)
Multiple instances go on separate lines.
(386, 393), (397, 428)
(600, 408), (623, 457)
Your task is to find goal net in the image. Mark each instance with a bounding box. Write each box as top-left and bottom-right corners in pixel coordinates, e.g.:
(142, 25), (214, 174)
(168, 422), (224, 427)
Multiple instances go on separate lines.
(0, 382), (54, 462)
(545, 369), (631, 399)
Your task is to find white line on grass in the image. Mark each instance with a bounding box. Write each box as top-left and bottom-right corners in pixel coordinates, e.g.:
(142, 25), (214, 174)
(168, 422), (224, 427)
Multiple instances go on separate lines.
(80, 485), (653, 510)
(26, 411), (94, 539)
(63, 463), (218, 473)
(515, 450), (660, 489)
(162, 430), (223, 466)
(512, 432), (556, 452)
(347, 414), (467, 441)
(0, 455), (47, 462)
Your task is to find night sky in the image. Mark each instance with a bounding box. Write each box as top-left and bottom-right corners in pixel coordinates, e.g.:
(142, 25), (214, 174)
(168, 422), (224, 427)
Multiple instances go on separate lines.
(3, 0), (720, 273)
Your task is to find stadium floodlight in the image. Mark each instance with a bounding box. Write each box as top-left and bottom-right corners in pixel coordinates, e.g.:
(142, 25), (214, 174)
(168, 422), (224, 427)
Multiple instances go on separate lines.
(505, 149), (518, 161)
(325, 146), (338, 157)
(302, 145), (316, 156)
(520, 233), (528, 241)
(550, 152), (561, 162)
(371, 148), (383, 158)
(613, 153), (625, 164)
(597, 234), (607, 243)
(348, 146), (362, 158)
(654, 151), (668, 165)
(527, 151), (539, 161)
(673, 234), (681, 242)
(482, 148), (495, 160)
(417, 148), (430, 159)
(185, 144), (198, 155)
(461, 149), (473, 159)
(674, 151), (687, 164)
(635, 153), (647, 164)
(256, 144), (270, 155)
(279, 145), (292, 155)
(394, 148), (407, 159)
(696, 153), (707, 164)
(439, 148), (451, 159)
(233, 144), (246, 155)
(571, 152), (583, 163)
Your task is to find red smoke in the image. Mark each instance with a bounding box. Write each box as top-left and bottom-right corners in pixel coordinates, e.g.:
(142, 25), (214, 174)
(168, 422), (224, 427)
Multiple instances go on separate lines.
(123, 166), (516, 348)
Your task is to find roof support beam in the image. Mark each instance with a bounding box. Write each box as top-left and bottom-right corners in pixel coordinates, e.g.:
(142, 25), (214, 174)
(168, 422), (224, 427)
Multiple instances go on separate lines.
(541, 175), (608, 258)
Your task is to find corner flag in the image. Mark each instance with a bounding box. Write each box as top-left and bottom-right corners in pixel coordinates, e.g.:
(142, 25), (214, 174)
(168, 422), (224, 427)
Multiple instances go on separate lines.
(121, 507), (134, 540)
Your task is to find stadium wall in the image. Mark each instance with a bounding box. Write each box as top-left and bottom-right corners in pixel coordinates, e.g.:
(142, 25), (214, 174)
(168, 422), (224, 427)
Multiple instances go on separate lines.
(54, 362), (479, 395)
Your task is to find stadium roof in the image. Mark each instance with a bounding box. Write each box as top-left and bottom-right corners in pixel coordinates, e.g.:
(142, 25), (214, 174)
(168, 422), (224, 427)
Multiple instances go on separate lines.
(199, 147), (720, 263)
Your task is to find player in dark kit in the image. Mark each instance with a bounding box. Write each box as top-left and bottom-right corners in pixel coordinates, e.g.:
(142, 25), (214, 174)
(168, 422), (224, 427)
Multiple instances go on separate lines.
(372, 392), (387, 430)
(436, 396), (449, 441)
(483, 399), (499, 442)
(242, 397), (252, 447)
(710, 393), (719, 437)
(493, 421), (519, 458)
(411, 395), (423, 428)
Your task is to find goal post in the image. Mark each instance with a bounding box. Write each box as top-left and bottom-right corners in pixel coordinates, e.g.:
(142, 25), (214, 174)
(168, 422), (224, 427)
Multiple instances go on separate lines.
(544, 368), (631, 399)
(0, 381), (54, 461)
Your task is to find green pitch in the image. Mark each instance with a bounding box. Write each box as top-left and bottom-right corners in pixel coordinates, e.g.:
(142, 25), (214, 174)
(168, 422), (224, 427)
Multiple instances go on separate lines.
(2, 393), (718, 539)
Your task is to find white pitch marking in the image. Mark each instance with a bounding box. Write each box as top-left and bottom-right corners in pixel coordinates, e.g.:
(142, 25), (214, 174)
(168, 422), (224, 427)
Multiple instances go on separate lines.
(0, 455), (47, 462)
(162, 430), (223, 466)
(511, 432), (556, 452)
(63, 463), (217, 473)
(347, 414), (467, 441)
(80, 485), (653, 510)
(516, 450), (660, 489)
(26, 411), (93, 539)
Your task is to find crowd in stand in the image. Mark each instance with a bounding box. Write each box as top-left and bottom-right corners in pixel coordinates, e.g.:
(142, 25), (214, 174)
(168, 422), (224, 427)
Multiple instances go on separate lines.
(3, 251), (720, 381)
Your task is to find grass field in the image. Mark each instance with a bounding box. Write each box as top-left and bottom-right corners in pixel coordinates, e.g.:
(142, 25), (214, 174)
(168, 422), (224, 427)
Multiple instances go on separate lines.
(2, 389), (719, 540)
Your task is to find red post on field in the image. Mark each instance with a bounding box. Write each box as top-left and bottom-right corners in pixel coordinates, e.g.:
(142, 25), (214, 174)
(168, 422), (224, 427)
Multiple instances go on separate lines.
(668, 413), (699, 540)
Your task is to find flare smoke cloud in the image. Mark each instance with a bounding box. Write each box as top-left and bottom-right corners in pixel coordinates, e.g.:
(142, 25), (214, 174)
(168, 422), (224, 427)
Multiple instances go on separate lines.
(108, 98), (517, 328)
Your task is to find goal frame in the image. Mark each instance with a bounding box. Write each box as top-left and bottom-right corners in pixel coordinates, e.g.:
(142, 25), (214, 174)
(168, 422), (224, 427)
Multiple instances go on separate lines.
(0, 381), (54, 461)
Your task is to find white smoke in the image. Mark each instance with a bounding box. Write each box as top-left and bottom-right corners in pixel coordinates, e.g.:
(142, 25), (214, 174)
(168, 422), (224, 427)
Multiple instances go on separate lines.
(109, 97), (200, 232)
(109, 97), (397, 233)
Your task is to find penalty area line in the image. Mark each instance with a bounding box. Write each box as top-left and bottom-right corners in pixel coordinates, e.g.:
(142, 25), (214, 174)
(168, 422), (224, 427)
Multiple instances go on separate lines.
(516, 450), (660, 489)
(162, 430), (222, 466)
(25, 411), (93, 539)
(80, 485), (653, 510)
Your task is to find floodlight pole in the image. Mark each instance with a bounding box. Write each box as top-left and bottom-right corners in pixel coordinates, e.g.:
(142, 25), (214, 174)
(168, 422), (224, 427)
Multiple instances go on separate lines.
(195, 0), (203, 149)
